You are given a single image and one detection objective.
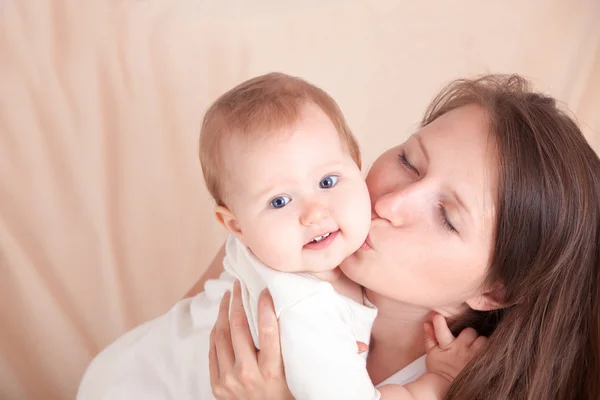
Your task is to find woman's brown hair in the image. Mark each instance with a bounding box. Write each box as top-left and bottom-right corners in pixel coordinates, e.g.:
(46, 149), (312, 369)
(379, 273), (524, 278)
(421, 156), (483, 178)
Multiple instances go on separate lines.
(422, 75), (600, 399)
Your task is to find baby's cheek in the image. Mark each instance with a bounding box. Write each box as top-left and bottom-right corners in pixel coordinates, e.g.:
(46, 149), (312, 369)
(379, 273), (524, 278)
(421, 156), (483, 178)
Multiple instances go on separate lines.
(253, 225), (300, 271)
(339, 184), (371, 243)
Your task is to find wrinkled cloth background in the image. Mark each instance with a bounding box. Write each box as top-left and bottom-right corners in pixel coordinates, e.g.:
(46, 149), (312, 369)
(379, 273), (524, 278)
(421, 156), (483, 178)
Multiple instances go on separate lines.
(1, 1), (599, 399)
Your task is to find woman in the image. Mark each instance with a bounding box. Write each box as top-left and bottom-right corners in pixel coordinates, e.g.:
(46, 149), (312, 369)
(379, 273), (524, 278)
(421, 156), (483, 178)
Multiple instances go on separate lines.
(205, 74), (600, 399)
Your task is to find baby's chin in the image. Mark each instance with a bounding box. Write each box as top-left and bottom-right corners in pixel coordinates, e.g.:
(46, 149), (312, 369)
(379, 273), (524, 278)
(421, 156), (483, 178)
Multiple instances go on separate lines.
(304, 259), (345, 274)
(267, 258), (342, 274)
(270, 240), (363, 274)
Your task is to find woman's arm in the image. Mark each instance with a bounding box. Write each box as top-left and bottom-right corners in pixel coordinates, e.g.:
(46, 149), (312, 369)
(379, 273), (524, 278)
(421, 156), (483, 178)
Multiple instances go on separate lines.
(184, 243), (226, 298)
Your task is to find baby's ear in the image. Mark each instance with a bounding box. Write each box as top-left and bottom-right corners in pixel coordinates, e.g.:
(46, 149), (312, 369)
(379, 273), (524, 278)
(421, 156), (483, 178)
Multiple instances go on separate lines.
(215, 206), (243, 239)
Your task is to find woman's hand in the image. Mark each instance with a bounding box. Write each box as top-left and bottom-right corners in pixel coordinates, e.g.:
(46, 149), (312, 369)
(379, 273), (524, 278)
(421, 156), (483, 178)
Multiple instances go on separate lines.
(209, 281), (293, 400)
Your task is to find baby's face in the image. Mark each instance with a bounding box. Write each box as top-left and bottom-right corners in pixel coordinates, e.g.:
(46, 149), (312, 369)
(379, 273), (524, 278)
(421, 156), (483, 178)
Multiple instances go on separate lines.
(224, 105), (371, 273)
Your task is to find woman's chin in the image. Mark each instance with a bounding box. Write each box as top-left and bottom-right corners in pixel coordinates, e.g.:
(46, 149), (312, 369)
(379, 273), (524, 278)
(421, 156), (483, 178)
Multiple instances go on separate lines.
(339, 252), (366, 280)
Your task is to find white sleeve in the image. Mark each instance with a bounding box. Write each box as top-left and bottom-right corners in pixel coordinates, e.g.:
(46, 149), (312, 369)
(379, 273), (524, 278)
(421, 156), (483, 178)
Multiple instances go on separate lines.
(277, 287), (380, 400)
(77, 271), (236, 400)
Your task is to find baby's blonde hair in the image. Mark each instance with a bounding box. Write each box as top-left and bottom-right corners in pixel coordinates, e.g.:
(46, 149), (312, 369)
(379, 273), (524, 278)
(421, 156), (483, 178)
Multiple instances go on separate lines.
(199, 72), (361, 207)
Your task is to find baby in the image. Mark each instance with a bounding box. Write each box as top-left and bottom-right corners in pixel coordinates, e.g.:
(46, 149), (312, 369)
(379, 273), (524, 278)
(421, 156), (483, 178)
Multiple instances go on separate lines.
(77, 73), (482, 400)
(199, 72), (480, 399)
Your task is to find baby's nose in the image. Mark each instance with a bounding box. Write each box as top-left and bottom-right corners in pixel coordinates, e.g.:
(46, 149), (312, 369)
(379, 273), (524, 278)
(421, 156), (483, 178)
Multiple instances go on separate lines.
(300, 203), (329, 226)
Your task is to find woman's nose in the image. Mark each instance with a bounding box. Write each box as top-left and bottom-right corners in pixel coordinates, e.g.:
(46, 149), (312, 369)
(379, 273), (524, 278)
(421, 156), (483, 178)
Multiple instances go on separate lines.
(300, 203), (330, 226)
(373, 184), (424, 227)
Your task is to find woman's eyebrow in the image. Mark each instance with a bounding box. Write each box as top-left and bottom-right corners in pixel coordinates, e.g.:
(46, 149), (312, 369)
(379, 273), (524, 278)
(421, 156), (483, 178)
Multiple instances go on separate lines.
(416, 135), (429, 163)
(451, 189), (473, 221)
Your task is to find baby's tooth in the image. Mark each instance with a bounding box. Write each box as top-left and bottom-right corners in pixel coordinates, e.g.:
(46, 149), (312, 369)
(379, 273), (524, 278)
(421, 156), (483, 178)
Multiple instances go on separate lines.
(312, 232), (330, 243)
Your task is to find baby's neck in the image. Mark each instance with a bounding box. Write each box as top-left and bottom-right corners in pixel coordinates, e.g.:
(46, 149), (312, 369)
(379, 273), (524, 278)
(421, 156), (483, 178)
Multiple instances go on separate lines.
(310, 268), (364, 304)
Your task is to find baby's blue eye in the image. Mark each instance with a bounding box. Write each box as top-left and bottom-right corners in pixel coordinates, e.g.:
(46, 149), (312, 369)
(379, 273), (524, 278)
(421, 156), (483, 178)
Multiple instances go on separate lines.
(319, 175), (339, 189)
(269, 196), (291, 209)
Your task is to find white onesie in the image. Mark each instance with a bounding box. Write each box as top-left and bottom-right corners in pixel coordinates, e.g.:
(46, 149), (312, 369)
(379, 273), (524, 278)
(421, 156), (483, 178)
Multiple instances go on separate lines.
(223, 235), (379, 400)
(77, 236), (425, 400)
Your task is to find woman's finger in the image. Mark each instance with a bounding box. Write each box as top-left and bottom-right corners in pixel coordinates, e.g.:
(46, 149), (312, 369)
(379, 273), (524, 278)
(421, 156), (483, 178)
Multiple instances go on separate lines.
(456, 327), (479, 346)
(423, 322), (438, 353)
(214, 291), (235, 377)
(256, 289), (284, 374)
(208, 327), (220, 390)
(432, 313), (455, 349)
(229, 281), (259, 366)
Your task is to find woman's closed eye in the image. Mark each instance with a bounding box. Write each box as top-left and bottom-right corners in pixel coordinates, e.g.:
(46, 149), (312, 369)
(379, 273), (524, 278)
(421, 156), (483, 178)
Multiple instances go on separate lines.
(438, 204), (458, 233)
(399, 151), (458, 234)
(399, 152), (419, 176)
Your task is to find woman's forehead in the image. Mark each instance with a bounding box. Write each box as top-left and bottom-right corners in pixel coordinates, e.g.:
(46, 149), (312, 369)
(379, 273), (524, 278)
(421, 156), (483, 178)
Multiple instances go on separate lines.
(418, 105), (496, 167)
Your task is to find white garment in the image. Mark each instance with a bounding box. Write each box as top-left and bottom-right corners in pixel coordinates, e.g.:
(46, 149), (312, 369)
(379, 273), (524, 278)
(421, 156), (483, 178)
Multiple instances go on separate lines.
(377, 356), (426, 387)
(77, 271), (235, 400)
(77, 236), (426, 400)
(223, 236), (379, 400)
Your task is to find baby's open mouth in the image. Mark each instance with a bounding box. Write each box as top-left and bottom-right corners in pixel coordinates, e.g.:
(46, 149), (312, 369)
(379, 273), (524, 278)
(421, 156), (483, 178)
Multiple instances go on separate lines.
(310, 232), (331, 243)
(304, 230), (340, 249)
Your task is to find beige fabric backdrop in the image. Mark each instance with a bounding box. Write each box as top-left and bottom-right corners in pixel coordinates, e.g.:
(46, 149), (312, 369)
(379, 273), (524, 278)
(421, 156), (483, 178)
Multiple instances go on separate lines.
(1, 1), (599, 399)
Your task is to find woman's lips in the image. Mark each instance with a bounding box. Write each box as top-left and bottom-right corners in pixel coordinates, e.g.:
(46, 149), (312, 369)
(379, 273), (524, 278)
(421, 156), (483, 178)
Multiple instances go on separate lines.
(359, 235), (372, 251)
